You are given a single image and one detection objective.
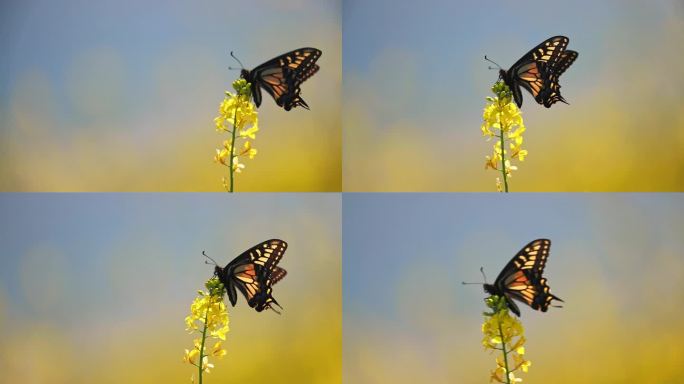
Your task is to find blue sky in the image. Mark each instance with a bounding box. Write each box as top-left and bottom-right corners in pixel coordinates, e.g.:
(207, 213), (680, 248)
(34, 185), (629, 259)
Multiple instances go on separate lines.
(0, 192), (343, 381)
(341, 0), (684, 191)
(0, 193), (341, 323)
(342, 193), (684, 381)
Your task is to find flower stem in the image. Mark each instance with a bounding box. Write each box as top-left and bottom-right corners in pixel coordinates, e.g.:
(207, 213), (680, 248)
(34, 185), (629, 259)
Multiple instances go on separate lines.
(498, 320), (511, 384)
(198, 301), (210, 384)
(499, 127), (509, 193)
(228, 100), (239, 193)
(497, 100), (509, 193)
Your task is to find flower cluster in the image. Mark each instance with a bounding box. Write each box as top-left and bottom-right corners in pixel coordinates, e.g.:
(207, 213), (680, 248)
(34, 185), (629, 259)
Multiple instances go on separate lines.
(481, 81), (527, 192)
(214, 78), (259, 192)
(482, 295), (531, 383)
(183, 277), (229, 382)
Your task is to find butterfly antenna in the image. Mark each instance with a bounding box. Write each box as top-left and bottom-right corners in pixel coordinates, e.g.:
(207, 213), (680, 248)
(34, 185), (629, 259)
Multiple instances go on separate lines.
(484, 55), (502, 70)
(202, 251), (219, 266)
(462, 267), (489, 285)
(229, 51), (245, 70)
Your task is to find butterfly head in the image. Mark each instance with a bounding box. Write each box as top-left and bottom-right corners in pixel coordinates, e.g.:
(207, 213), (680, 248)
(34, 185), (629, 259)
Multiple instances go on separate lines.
(240, 69), (250, 79)
(483, 283), (498, 296)
(498, 69), (507, 80)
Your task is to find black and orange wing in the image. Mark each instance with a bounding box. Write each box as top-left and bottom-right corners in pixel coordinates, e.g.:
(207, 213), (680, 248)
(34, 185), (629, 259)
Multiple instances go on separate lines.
(551, 50), (578, 78)
(537, 49), (578, 107)
(492, 239), (563, 316)
(504, 36), (572, 108)
(218, 239), (288, 313)
(248, 48), (321, 110)
(269, 266), (288, 285)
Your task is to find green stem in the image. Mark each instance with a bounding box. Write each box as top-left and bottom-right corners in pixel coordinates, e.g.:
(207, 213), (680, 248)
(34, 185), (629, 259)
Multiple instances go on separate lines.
(198, 300), (210, 384)
(228, 99), (239, 193)
(498, 320), (511, 384)
(498, 100), (509, 193)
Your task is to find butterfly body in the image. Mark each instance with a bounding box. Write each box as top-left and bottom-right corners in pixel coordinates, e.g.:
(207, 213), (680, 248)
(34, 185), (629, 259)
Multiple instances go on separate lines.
(240, 47), (322, 111)
(498, 36), (577, 108)
(484, 239), (563, 317)
(213, 239), (288, 313)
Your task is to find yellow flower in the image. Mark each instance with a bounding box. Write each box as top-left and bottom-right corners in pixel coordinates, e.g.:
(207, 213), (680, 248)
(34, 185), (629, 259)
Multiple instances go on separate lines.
(514, 148), (528, 161)
(238, 141), (258, 159)
(507, 124), (526, 139)
(485, 155), (498, 170)
(510, 136), (528, 161)
(201, 356), (214, 373)
(210, 341), (227, 358)
(512, 352), (531, 373)
(481, 295), (530, 382)
(510, 336), (526, 352)
(215, 79), (258, 131)
(214, 148), (230, 166)
(504, 160), (518, 176)
(239, 125), (259, 140)
(499, 104), (523, 133)
(482, 104), (500, 136)
(213, 78), (259, 190)
(481, 81), (527, 192)
(520, 359), (531, 373)
(508, 372), (523, 383)
(183, 348), (199, 365)
(184, 278), (229, 378)
(490, 366), (506, 383)
(232, 157), (245, 173)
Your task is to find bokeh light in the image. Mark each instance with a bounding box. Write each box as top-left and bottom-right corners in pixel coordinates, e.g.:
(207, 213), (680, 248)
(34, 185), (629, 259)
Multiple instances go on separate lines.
(0, 193), (342, 382)
(343, 0), (684, 191)
(343, 193), (684, 382)
(0, 0), (341, 191)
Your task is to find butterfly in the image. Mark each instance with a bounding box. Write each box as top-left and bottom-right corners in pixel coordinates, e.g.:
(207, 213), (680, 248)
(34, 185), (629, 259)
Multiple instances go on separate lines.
(235, 48), (322, 111)
(487, 36), (577, 108)
(482, 239), (563, 317)
(204, 239), (288, 313)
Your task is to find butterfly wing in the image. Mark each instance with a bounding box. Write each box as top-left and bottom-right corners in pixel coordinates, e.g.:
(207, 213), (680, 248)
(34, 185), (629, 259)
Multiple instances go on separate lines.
(247, 47), (322, 111)
(219, 239), (288, 312)
(492, 239), (563, 316)
(248, 267), (285, 313)
(552, 50), (578, 78)
(538, 66), (567, 108)
(537, 50), (578, 107)
(270, 266), (288, 285)
(504, 36), (571, 108)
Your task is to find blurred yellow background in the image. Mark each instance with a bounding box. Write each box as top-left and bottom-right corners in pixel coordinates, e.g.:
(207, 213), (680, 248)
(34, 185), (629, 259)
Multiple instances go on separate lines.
(0, 0), (341, 191)
(343, 193), (684, 383)
(343, 0), (684, 191)
(0, 194), (342, 383)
